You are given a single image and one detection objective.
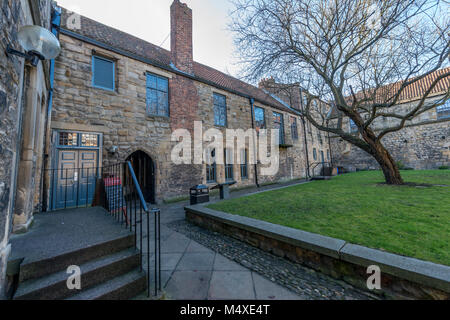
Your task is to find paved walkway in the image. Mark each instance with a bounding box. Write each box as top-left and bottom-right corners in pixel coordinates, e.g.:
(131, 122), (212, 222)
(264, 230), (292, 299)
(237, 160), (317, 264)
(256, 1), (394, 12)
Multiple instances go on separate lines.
(141, 201), (301, 300)
(139, 180), (373, 300)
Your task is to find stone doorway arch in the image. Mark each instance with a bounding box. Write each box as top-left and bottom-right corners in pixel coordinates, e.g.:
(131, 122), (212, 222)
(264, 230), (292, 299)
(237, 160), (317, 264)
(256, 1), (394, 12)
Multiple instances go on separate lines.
(126, 150), (156, 204)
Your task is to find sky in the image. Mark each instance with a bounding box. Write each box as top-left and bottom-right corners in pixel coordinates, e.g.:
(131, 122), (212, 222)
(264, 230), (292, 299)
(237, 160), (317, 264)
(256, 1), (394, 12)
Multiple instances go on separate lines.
(56, 0), (240, 76)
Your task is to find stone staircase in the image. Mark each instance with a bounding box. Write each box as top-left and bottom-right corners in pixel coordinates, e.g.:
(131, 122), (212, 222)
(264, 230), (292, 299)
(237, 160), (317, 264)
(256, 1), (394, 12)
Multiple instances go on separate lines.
(9, 207), (148, 300)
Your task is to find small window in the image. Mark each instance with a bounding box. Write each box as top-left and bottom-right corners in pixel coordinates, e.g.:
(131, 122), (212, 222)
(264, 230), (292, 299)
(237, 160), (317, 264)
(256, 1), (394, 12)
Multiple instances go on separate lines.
(92, 56), (115, 91)
(320, 150), (325, 163)
(224, 148), (234, 181)
(214, 93), (227, 127)
(327, 149), (330, 160)
(146, 73), (169, 117)
(290, 117), (298, 140)
(81, 134), (99, 147)
(254, 107), (266, 134)
(240, 149), (248, 180)
(273, 112), (285, 145)
(349, 119), (358, 132)
(59, 132), (78, 146)
(313, 148), (317, 161)
(206, 148), (216, 183)
(437, 100), (450, 119)
(318, 133), (323, 145)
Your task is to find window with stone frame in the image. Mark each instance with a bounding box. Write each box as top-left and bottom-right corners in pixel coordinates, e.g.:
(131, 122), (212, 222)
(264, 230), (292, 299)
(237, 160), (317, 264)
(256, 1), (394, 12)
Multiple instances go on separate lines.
(224, 148), (234, 181)
(92, 55), (115, 91)
(349, 119), (358, 132)
(205, 148), (217, 183)
(313, 148), (317, 161)
(240, 148), (249, 180)
(437, 100), (450, 119)
(213, 93), (227, 126)
(146, 73), (169, 117)
(273, 111), (285, 145)
(254, 106), (266, 134)
(290, 116), (299, 140)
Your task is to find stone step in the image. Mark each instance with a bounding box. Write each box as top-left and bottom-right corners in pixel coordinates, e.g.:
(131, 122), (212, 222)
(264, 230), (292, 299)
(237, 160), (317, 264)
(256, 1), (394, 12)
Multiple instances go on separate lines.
(19, 233), (135, 283)
(66, 269), (147, 300)
(14, 249), (141, 300)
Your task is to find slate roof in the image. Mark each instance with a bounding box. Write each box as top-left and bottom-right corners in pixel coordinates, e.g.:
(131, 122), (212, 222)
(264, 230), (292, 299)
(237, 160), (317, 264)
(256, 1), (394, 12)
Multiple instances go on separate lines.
(59, 7), (292, 113)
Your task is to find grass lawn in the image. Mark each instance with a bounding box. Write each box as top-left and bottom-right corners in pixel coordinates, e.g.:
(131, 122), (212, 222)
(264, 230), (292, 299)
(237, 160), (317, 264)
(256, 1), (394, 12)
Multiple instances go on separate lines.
(208, 170), (450, 266)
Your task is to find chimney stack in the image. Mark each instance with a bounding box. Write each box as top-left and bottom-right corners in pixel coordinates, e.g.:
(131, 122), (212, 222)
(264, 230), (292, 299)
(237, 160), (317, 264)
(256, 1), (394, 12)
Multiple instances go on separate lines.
(170, 0), (193, 74)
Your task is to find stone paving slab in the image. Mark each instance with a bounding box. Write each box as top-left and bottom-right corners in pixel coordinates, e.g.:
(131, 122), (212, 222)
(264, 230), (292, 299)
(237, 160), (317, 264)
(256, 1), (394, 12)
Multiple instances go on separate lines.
(208, 271), (255, 300)
(176, 252), (215, 271)
(165, 271), (212, 300)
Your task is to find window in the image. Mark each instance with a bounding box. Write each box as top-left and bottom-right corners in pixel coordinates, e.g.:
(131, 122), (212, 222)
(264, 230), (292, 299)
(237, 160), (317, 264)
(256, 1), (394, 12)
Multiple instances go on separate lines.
(146, 73), (169, 117)
(81, 134), (99, 147)
(254, 107), (266, 134)
(349, 119), (358, 132)
(58, 132), (100, 148)
(290, 117), (298, 140)
(92, 56), (115, 91)
(437, 100), (450, 119)
(327, 149), (330, 160)
(320, 150), (325, 163)
(240, 149), (249, 180)
(307, 120), (312, 134)
(59, 132), (78, 146)
(214, 93), (227, 126)
(224, 148), (234, 181)
(318, 133), (323, 145)
(273, 112), (285, 145)
(206, 148), (216, 183)
(313, 148), (317, 161)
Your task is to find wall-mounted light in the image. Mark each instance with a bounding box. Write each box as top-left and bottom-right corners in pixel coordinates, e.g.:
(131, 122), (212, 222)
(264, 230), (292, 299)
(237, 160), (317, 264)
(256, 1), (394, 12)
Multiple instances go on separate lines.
(6, 25), (61, 67)
(109, 146), (119, 154)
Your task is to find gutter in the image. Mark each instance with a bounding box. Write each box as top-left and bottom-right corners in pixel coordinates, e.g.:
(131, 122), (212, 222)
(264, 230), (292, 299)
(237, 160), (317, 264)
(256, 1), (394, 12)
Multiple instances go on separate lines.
(41, 5), (61, 212)
(249, 98), (260, 188)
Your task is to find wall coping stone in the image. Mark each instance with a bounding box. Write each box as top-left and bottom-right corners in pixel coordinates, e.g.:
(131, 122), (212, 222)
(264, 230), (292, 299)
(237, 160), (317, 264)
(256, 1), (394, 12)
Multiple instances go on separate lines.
(185, 204), (450, 293)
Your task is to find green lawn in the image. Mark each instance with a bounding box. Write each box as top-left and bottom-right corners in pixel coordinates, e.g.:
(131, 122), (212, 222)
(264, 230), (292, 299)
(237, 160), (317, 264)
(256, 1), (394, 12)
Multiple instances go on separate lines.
(208, 170), (450, 266)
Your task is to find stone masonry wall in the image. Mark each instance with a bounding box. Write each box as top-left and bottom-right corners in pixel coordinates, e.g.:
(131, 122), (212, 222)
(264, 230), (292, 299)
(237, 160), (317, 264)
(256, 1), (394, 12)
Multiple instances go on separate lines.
(0, 0), (51, 297)
(331, 99), (450, 171)
(51, 33), (313, 204)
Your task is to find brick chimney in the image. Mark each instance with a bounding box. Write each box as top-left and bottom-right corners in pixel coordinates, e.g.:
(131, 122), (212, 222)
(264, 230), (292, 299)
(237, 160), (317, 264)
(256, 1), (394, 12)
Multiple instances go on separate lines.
(170, 0), (193, 74)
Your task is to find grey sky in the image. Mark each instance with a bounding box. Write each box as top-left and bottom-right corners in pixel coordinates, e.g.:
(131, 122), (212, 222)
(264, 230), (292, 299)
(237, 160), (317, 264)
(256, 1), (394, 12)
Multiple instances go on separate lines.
(56, 0), (239, 76)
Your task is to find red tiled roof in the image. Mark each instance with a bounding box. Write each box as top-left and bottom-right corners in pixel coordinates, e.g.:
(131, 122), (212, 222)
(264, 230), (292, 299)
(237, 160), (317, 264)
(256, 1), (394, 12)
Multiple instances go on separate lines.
(59, 8), (292, 113)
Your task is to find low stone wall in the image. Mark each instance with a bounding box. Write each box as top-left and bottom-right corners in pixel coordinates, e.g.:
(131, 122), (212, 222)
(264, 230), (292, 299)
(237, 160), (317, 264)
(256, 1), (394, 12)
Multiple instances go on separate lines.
(185, 205), (450, 300)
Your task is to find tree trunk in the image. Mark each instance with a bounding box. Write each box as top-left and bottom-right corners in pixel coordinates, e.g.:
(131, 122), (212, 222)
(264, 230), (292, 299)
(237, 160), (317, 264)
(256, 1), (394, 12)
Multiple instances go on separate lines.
(369, 139), (404, 185)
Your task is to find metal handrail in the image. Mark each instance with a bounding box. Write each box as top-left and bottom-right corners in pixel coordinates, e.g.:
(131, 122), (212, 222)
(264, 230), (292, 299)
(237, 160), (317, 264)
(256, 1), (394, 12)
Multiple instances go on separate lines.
(126, 161), (149, 212)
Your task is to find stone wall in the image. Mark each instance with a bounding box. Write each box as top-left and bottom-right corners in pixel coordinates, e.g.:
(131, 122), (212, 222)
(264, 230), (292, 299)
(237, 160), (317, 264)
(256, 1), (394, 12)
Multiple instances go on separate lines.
(331, 96), (450, 171)
(0, 0), (52, 297)
(50, 32), (317, 203)
(186, 205), (450, 300)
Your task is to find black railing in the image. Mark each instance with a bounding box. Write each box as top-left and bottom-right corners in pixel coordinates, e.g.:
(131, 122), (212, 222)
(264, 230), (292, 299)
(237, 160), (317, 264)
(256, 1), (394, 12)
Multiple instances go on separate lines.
(45, 162), (161, 297)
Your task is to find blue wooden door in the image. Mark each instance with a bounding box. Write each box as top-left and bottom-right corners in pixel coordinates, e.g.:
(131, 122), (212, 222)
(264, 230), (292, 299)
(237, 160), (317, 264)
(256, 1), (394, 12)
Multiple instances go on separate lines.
(54, 149), (98, 210)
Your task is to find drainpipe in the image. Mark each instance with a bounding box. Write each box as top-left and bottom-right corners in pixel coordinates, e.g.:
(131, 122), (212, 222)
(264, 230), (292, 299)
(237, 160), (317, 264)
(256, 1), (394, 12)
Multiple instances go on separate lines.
(299, 89), (311, 179)
(249, 98), (260, 188)
(41, 5), (61, 212)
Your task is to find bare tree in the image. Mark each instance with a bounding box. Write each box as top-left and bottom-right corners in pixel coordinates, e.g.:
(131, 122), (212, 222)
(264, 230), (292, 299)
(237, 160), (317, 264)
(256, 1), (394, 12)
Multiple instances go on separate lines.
(230, 0), (450, 184)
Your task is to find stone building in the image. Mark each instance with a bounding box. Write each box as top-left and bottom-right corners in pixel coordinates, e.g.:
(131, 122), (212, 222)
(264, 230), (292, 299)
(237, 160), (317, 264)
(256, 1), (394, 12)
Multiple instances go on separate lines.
(0, 0), (56, 297)
(45, 0), (330, 207)
(330, 68), (450, 171)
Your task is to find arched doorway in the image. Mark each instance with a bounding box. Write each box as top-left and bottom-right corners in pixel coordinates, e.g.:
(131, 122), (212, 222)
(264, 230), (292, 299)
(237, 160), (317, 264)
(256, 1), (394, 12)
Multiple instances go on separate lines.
(126, 151), (155, 204)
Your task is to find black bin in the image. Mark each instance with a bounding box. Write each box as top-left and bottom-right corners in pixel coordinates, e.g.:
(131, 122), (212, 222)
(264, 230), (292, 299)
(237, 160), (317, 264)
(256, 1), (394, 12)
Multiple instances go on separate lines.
(190, 185), (210, 205)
